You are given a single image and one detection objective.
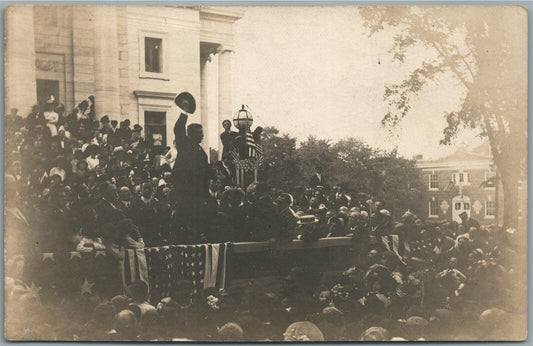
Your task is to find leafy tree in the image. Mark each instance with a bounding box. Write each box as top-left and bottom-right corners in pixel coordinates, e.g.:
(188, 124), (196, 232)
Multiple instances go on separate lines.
(328, 138), (375, 192)
(359, 6), (527, 227)
(258, 130), (423, 217)
(297, 136), (335, 184)
(259, 126), (302, 190)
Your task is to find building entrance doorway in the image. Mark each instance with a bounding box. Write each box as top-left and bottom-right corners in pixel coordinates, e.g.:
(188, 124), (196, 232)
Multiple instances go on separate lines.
(452, 195), (471, 223)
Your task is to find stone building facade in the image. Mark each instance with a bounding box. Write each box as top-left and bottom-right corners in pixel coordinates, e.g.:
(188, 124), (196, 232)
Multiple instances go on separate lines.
(5, 5), (244, 153)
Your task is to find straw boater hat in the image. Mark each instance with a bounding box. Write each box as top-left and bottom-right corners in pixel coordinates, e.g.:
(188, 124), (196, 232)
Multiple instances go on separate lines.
(297, 215), (319, 225)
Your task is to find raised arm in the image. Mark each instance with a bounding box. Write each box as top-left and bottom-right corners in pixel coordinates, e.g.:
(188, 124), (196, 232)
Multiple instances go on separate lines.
(174, 112), (188, 149)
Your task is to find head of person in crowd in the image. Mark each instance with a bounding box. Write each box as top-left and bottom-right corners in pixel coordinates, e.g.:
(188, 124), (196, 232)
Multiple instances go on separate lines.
(318, 290), (333, 309)
(283, 321), (324, 341)
(119, 186), (132, 203)
(366, 249), (380, 267)
(361, 326), (391, 341)
(139, 309), (161, 340)
(455, 233), (472, 250)
(348, 211), (360, 227)
(309, 196), (319, 209)
(360, 210), (369, 222)
(141, 182), (153, 200)
(111, 295), (133, 313)
(115, 309), (138, 340)
(325, 210), (336, 222)
(318, 306), (346, 341)
(126, 281), (150, 304)
(100, 181), (118, 203)
(218, 322), (244, 341)
(221, 188), (246, 209)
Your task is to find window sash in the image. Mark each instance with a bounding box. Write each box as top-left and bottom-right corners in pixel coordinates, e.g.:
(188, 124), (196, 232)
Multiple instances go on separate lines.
(429, 200), (439, 216)
(429, 174), (438, 189)
(485, 200), (496, 216)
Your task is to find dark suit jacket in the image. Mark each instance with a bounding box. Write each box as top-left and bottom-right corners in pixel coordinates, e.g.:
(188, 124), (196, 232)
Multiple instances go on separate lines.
(220, 130), (238, 160)
(171, 113), (212, 201)
(309, 173), (326, 188)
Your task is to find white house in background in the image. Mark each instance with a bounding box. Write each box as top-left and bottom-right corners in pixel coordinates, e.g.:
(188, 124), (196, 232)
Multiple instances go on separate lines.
(5, 5), (244, 154)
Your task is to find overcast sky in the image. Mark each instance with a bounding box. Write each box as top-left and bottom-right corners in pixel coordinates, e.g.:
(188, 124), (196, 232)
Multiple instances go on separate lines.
(207, 6), (484, 160)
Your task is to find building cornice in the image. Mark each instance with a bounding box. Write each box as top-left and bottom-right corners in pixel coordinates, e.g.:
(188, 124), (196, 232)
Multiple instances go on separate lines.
(133, 90), (176, 100)
(417, 159), (492, 171)
(198, 6), (245, 23)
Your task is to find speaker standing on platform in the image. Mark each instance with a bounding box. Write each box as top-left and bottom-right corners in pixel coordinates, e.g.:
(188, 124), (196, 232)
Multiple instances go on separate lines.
(170, 92), (214, 242)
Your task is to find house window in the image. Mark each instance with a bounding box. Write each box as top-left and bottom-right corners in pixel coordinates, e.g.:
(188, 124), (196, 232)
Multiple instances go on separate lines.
(429, 173), (439, 190)
(144, 111), (166, 147)
(429, 200), (439, 218)
(139, 32), (168, 80)
(485, 200), (496, 218)
(452, 172), (470, 185)
(145, 37), (162, 73)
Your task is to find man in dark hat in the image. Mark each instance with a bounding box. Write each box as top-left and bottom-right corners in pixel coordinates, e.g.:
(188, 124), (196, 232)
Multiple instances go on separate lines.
(309, 166), (326, 188)
(171, 93), (213, 242)
(118, 119), (132, 141)
(459, 211), (480, 231)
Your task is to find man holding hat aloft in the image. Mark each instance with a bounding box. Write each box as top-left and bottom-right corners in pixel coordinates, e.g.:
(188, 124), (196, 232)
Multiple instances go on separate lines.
(171, 92), (214, 242)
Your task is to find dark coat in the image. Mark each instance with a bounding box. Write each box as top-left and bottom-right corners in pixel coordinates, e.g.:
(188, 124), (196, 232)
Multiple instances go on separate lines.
(220, 130), (238, 160)
(309, 173), (326, 188)
(171, 113), (212, 201)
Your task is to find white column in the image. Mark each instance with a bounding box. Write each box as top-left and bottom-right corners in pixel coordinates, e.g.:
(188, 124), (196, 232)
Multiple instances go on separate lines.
(5, 6), (37, 116)
(200, 55), (210, 156)
(217, 46), (233, 160)
(94, 6), (120, 121)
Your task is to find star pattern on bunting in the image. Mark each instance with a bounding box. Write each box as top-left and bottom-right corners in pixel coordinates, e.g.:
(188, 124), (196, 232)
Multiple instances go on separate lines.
(95, 250), (106, 258)
(80, 278), (95, 295)
(42, 253), (55, 262)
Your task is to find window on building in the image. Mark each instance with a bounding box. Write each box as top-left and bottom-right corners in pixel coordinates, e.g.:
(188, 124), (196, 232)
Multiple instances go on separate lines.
(144, 111), (166, 147)
(485, 200), (496, 218)
(429, 173), (439, 190)
(429, 200), (439, 217)
(464, 202), (470, 210)
(455, 203), (462, 210)
(452, 172), (470, 185)
(36, 79), (59, 106)
(145, 37), (163, 73)
(139, 32), (168, 80)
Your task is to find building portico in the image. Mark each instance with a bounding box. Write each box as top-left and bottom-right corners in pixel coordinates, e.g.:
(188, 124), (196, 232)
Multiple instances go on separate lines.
(5, 5), (244, 159)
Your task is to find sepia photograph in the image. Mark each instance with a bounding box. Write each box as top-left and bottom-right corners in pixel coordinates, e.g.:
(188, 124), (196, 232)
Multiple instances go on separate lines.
(3, 4), (528, 341)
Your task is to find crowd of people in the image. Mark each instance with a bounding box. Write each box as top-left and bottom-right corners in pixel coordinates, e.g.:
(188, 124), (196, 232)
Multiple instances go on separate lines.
(4, 97), (526, 341)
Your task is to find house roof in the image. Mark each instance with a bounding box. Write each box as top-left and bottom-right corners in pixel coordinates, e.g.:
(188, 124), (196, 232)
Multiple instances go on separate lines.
(416, 141), (492, 170)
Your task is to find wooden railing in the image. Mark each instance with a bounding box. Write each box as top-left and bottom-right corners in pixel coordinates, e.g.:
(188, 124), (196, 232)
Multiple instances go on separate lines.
(232, 236), (354, 253)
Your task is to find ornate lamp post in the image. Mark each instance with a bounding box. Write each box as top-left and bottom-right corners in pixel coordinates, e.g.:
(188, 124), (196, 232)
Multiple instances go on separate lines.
(233, 104), (253, 131)
(230, 105), (263, 188)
